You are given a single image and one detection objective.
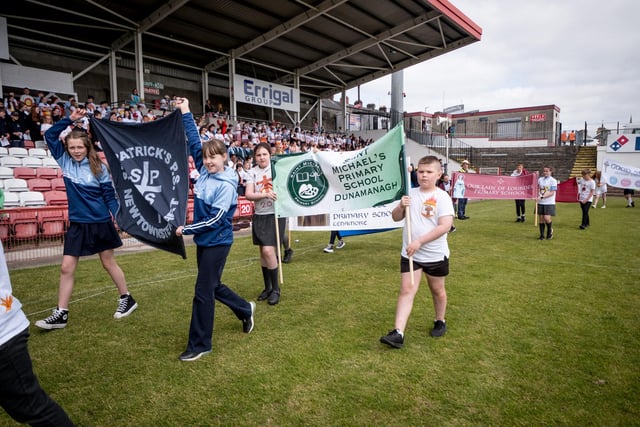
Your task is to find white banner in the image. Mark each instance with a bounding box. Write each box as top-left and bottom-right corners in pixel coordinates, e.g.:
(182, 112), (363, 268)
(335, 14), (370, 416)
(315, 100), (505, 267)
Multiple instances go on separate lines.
(288, 203), (403, 232)
(272, 124), (406, 218)
(234, 74), (299, 113)
(602, 158), (640, 189)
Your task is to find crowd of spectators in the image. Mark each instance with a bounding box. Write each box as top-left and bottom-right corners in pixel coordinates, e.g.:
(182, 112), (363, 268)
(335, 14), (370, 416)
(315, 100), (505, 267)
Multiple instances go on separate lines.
(2, 86), (375, 160)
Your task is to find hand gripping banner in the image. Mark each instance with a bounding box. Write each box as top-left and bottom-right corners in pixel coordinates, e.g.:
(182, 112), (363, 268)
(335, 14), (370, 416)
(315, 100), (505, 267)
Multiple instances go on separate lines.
(90, 111), (189, 258)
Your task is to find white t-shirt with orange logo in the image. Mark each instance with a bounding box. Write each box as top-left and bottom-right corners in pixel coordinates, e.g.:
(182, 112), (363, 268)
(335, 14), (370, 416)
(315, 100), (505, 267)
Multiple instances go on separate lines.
(402, 187), (455, 263)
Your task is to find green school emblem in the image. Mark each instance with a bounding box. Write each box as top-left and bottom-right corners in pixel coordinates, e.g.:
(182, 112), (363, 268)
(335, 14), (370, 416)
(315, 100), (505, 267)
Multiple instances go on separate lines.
(287, 159), (329, 207)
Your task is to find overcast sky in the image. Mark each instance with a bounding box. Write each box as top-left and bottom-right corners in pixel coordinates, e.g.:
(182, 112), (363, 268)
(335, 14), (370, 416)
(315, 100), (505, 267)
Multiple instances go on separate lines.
(341, 0), (639, 134)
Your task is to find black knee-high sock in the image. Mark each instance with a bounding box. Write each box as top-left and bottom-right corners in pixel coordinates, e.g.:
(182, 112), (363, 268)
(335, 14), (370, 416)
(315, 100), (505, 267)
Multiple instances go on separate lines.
(539, 223), (545, 236)
(546, 222), (553, 237)
(269, 268), (279, 292)
(262, 266), (272, 291)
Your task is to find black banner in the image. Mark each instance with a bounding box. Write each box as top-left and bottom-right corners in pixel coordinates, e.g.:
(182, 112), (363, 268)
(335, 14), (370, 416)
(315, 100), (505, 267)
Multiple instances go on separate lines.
(90, 111), (189, 258)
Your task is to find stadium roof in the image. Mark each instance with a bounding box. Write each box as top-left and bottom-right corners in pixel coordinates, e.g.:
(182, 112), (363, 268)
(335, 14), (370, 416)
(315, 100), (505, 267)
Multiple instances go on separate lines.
(0, 0), (481, 99)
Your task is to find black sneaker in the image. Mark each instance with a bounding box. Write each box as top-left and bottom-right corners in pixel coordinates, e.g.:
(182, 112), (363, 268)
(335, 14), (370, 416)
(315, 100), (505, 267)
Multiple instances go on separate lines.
(35, 308), (68, 330)
(430, 320), (447, 337)
(380, 329), (404, 348)
(243, 302), (256, 333)
(114, 294), (138, 319)
(178, 350), (211, 362)
(449, 226), (456, 233)
(282, 248), (293, 264)
(257, 288), (271, 301)
(521, 216), (525, 223)
(546, 230), (554, 240)
(516, 218), (522, 222)
(538, 235), (545, 240)
(268, 289), (280, 305)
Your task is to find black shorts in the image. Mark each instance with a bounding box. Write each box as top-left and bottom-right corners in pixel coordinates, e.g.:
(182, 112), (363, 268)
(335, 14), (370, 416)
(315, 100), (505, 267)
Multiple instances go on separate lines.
(64, 222), (122, 256)
(400, 256), (449, 277)
(537, 204), (556, 216)
(251, 214), (286, 247)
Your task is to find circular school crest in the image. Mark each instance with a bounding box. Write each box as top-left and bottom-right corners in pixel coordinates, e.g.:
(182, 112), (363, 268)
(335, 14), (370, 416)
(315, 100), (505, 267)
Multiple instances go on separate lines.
(287, 159), (329, 207)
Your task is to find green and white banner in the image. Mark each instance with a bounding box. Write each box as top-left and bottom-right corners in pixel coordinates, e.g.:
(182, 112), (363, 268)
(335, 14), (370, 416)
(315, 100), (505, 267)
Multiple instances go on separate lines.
(273, 125), (407, 218)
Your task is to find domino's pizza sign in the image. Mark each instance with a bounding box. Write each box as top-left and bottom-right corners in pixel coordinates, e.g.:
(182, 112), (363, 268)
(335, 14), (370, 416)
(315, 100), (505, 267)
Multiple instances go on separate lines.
(609, 135), (628, 151)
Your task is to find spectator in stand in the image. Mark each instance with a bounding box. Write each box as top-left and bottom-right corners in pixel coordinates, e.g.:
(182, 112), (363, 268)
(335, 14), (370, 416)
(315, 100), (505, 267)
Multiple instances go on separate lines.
(511, 163), (529, 222)
(129, 88), (141, 107)
(51, 105), (63, 123)
(204, 98), (214, 117)
(25, 105), (43, 142)
(4, 92), (19, 113)
(7, 111), (25, 148)
(19, 87), (35, 108)
(39, 112), (54, 139)
(0, 108), (9, 145)
(35, 107), (138, 330)
(577, 168), (595, 230)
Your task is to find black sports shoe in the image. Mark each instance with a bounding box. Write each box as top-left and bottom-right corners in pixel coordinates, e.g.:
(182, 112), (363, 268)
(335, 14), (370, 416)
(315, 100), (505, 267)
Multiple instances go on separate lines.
(268, 289), (280, 305)
(538, 235), (545, 240)
(243, 302), (255, 333)
(380, 329), (404, 348)
(430, 320), (447, 337)
(35, 308), (68, 330)
(178, 350), (211, 362)
(521, 216), (525, 223)
(114, 294), (138, 319)
(516, 218), (522, 222)
(257, 288), (271, 301)
(282, 248), (293, 263)
(546, 230), (554, 240)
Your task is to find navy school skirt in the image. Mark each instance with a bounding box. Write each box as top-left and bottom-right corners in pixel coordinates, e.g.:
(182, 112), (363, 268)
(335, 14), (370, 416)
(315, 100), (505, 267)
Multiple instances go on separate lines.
(63, 222), (123, 256)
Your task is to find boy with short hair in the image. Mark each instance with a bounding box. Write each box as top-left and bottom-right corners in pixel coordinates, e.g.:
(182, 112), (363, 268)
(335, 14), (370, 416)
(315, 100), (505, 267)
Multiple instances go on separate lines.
(380, 156), (455, 349)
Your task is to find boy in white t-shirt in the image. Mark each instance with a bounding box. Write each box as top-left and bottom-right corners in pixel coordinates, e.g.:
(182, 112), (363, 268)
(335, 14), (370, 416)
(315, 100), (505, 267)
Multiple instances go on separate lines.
(380, 155), (455, 349)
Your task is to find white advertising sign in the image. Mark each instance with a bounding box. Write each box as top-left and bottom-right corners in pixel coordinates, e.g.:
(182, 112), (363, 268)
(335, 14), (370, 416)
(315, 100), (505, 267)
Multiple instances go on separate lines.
(234, 74), (299, 113)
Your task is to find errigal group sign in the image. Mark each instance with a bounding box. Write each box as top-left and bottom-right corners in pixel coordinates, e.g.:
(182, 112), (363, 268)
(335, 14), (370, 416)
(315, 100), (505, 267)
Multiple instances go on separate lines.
(233, 74), (300, 113)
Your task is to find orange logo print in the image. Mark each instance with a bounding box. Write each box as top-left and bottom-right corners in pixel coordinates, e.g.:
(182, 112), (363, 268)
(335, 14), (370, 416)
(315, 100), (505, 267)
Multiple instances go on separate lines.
(1, 294), (13, 312)
(421, 198), (437, 218)
(257, 175), (272, 193)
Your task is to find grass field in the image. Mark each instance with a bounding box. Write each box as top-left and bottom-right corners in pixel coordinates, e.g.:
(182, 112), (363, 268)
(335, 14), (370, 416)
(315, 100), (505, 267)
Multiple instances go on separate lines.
(3, 198), (639, 426)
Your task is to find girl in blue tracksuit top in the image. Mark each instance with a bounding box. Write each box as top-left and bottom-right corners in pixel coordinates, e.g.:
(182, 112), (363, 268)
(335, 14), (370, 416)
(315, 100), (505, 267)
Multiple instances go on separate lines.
(35, 108), (137, 331)
(175, 98), (254, 362)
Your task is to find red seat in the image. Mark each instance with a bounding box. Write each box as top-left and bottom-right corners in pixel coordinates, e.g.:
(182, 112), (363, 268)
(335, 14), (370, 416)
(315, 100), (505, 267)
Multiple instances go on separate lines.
(9, 209), (39, 241)
(36, 167), (58, 179)
(38, 207), (67, 238)
(50, 177), (66, 191)
(44, 190), (68, 206)
(23, 140), (36, 149)
(13, 167), (37, 180)
(0, 214), (10, 242)
(27, 178), (52, 192)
